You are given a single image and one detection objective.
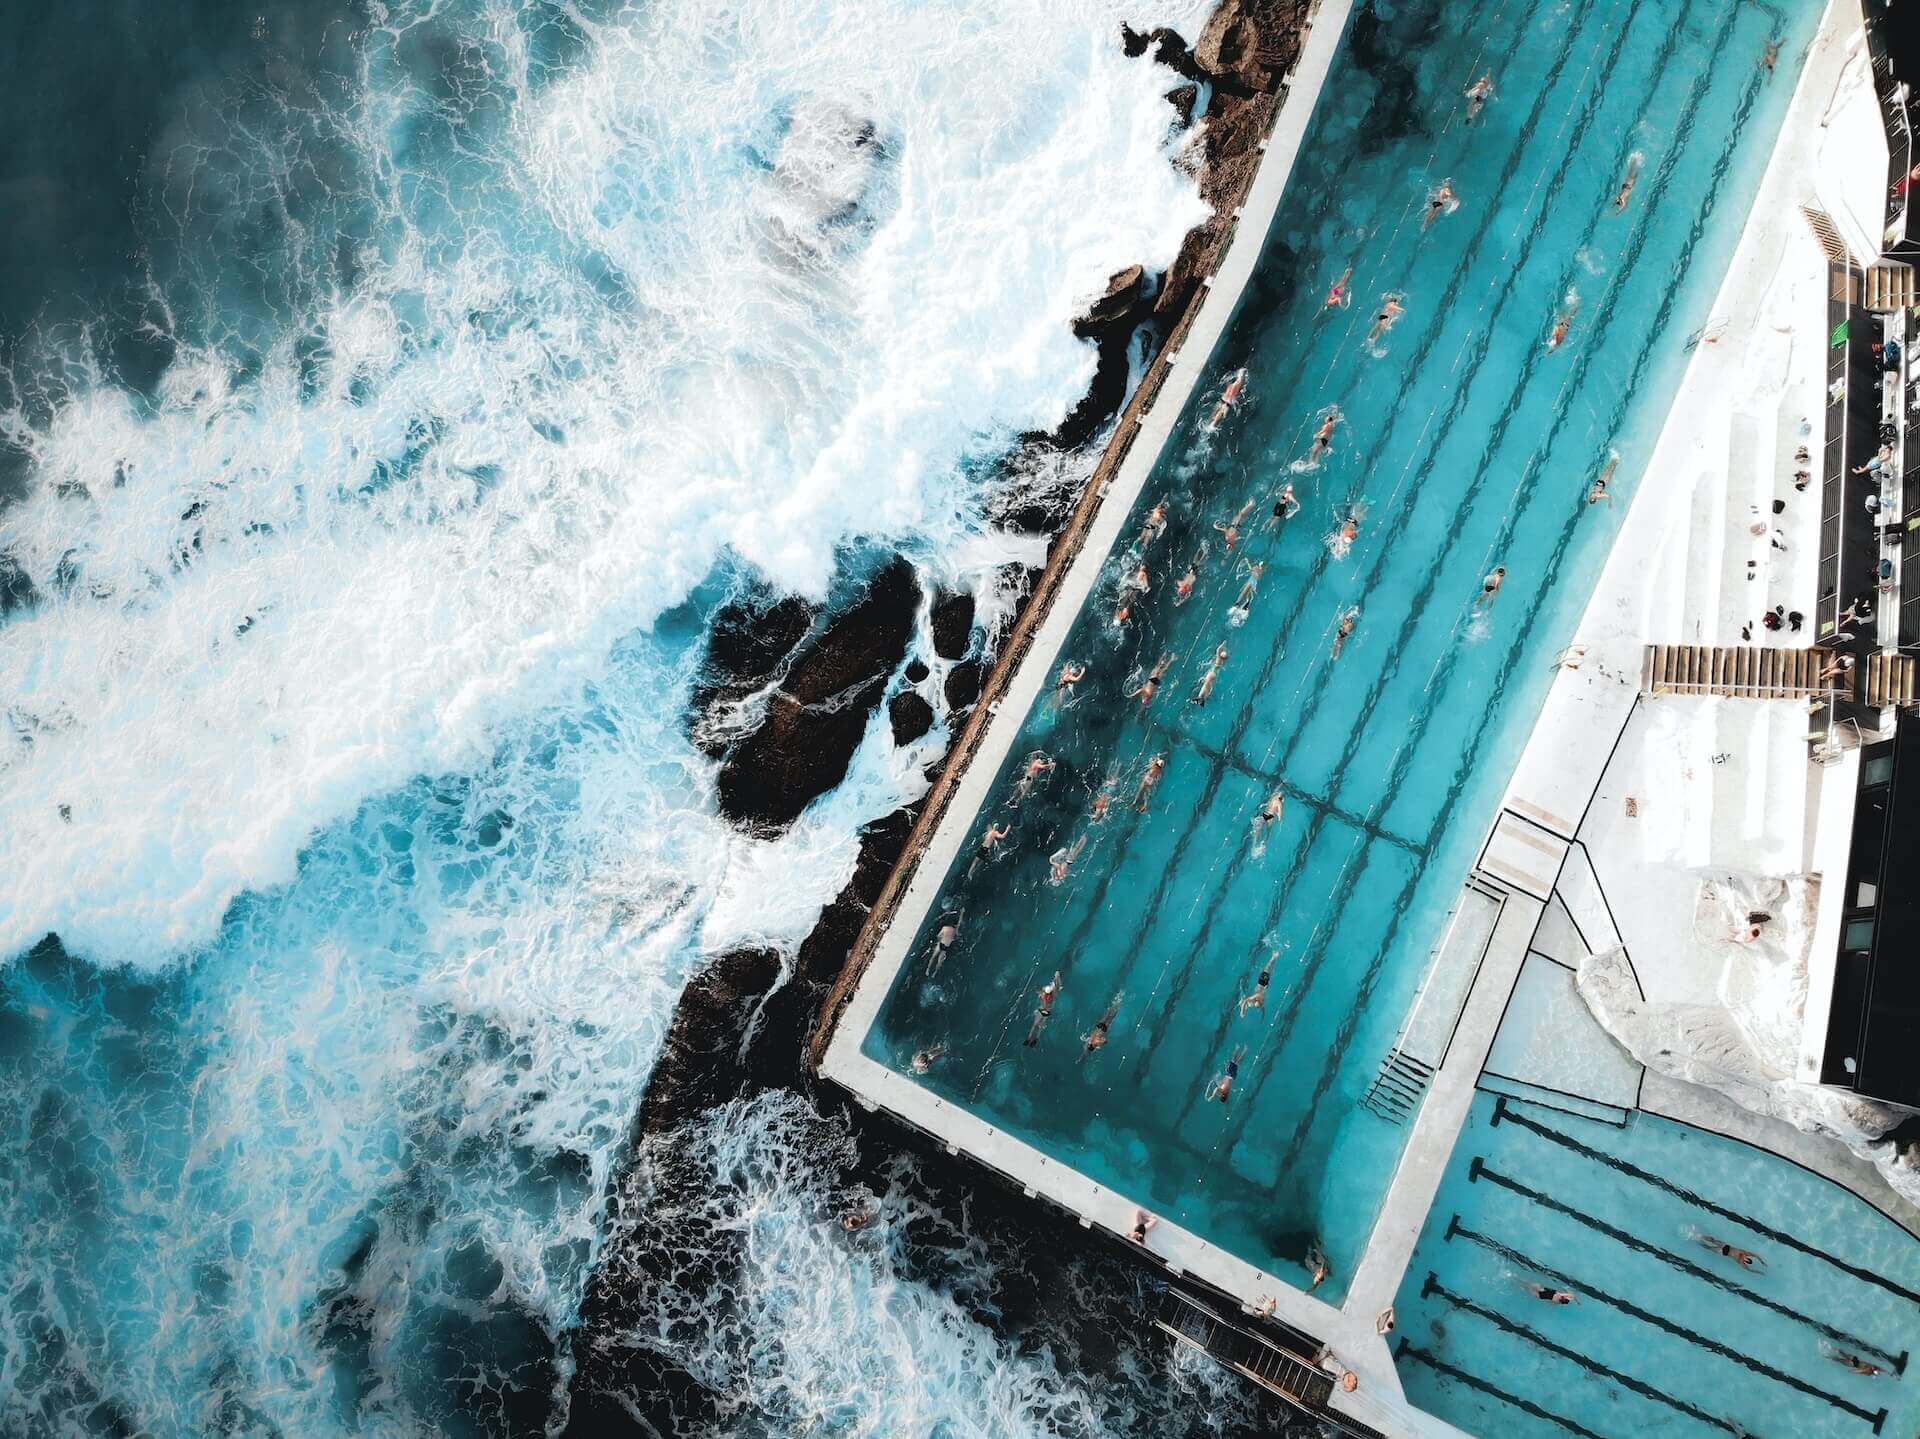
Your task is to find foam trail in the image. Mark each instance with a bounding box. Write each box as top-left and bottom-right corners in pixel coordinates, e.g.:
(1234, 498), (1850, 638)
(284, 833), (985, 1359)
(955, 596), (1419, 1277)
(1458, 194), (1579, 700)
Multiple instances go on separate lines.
(0, 0), (1214, 1432)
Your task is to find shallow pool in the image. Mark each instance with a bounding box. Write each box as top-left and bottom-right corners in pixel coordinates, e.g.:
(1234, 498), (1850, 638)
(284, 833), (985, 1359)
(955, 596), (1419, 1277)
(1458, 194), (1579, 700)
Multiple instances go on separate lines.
(865, 0), (1818, 1299)
(1394, 1093), (1920, 1438)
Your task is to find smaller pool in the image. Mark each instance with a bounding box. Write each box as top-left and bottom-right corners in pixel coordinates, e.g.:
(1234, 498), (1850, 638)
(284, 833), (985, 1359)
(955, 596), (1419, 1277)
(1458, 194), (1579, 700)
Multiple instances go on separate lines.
(1393, 1093), (1920, 1439)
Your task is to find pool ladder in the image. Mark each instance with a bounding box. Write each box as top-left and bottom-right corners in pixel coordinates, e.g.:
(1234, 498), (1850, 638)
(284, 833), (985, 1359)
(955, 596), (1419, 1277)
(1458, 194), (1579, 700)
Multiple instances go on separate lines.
(1360, 1048), (1435, 1125)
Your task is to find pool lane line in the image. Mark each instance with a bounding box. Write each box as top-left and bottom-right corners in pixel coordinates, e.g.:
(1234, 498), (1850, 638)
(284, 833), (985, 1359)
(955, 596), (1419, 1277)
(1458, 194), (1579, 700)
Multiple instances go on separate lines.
(1444, 1214), (1889, 1426)
(1394, 1338), (1611, 1439)
(1247, 0), (1779, 1153)
(1492, 1101), (1920, 1309)
(1217, 0), (1698, 790)
(1421, 1273), (1767, 1435)
(1468, 1158), (1907, 1369)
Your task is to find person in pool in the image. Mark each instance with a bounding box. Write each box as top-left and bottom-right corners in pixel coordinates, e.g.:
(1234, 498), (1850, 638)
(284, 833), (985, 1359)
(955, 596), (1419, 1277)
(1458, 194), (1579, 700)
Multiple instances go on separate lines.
(1249, 790), (1284, 855)
(1125, 651), (1175, 707)
(1587, 451), (1620, 506)
(1082, 993), (1124, 1055)
(1547, 293), (1579, 351)
(1239, 951), (1278, 1015)
(1192, 642), (1229, 706)
(925, 913), (961, 975)
(1269, 482), (1301, 527)
(1332, 605), (1360, 658)
(1137, 501), (1169, 550)
(1423, 178), (1460, 230)
(1523, 1282), (1577, 1306)
(1610, 153), (1643, 214)
(1695, 1233), (1766, 1271)
(1366, 294), (1406, 347)
(910, 1042), (946, 1074)
(1207, 1045), (1247, 1102)
(1207, 368), (1247, 430)
(1464, 72), (1494, 121)
(1323, 266), (1354, 311)
(1474, 565), (1506, 613)
(1134, 754), (1168, 812)
(1024, 971), (1062, 1047)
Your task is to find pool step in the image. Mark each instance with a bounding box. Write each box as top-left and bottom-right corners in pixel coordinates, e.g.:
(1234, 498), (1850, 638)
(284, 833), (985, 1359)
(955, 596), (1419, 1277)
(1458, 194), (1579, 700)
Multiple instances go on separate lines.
(1863, 262), (1917, 312)
(1361, 1047), (1435, 1125)
(1480, 1074), (1632, 1128)
(1639, 643), (1851, 700)
(1863, 651), (1918, 708)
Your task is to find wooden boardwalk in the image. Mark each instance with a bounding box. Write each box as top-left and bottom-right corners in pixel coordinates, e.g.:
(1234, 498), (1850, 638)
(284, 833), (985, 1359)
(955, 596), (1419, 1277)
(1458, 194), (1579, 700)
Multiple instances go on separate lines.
(1640, 644), (1853, 700)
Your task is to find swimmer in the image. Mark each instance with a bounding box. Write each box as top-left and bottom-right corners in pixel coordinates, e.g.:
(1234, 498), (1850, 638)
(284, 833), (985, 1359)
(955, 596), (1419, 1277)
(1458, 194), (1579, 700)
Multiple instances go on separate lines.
(1134, 753), (1168, 812)
(1207, 367), (1248, 430)
(1610, 151), (1644, 214)
(1546, 290), (1579, 352)
(1824, 1346), (1884, 1377)
(1306, 1241), (1331, 1291)
(968, 822), (1010, 877)
(1366, 294), (1406, 347)
(1215, 498), (1256, 552)
(1423, 177), (1460, 230)
(1327, 501), (1365, 560)
(1137, 502), (1169, 549)
(910, 1042), (946, 1074)
(1323, 265), (1354, 312)
(1694, 1234), (1766, 1272)
(1111, 595), (1134, 628)
(1474, 565), (1506, 613)
(1761, 36), (1781, 77)
(1128, 1208), (1158, 1244)
(1249, 790), (1284, 855)
(1090, 785), (1114, 823)
(1587, 450), (1620, 506)
(1124, 562), (1151, 594)
(1331, 605), (1360, 658)
(1465, 72), (1494, 122)
(1234, 559), (1267, 606)
(1192, 642), (1229, 706)
(840, 1205), (875, 1232)
(1173, 564), (1198, 605)
(1051, 660), (1088, 707)
(1048, 832), (1088, 886)
(1523, 1282), (1577, 1306)
(1010, 751), (1055, 806)
(1125, 651), (1176, 707)
(1082, 993), (1124, 1055)
(1269, 482), (1301, 527)
(925, 914), (961, 975)
(1239, 952), (1277, 1014)
(1024, 971), (1062, 1047)
(1207, 1045), (1247, 1102)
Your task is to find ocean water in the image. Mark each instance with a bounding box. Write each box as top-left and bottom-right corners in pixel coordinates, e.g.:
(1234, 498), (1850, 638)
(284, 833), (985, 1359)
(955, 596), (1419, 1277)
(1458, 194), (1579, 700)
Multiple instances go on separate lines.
(0, 2), (1228, 1433)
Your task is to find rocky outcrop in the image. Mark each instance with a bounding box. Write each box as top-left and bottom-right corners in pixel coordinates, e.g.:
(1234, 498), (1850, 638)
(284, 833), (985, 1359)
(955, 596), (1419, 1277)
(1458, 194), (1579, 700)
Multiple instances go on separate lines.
(887, 690), (935, 746)
(1054, 264), (1157, 451)
(928, 590), (976, 660)
(687, 590), (815, 759)
(713, 559), (920, 832)
(1165, 82), (1200, 128)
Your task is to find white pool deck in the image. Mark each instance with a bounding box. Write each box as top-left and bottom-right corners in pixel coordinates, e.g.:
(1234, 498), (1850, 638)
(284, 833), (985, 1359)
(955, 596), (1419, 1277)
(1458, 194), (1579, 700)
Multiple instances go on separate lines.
(821, 3), (1911, 1432)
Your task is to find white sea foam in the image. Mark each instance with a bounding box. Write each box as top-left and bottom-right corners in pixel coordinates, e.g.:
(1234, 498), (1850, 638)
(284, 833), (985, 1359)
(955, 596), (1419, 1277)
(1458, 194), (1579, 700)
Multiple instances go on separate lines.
(0, 0), (1209, 966)
(0, 1), (1215, 1431)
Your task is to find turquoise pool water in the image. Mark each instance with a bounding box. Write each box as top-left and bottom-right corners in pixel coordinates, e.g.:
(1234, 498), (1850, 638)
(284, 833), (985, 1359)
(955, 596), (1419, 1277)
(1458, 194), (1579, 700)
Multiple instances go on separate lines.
(1395, 1094), (1920, 1437)
(866, 0), (1817, 1298)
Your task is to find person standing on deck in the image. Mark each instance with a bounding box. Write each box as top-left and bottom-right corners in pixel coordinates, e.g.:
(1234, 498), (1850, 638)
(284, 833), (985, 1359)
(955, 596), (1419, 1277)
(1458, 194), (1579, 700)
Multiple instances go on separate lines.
(1025, 972), (1063, 1047)
(1207, 1045), (1247, 1102)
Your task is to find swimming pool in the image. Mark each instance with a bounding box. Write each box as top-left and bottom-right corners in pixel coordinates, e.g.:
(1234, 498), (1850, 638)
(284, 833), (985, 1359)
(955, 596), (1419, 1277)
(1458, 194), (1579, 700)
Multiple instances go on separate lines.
(864, 0), (1819, 1300)
(1394, 1093), (1920, 1437)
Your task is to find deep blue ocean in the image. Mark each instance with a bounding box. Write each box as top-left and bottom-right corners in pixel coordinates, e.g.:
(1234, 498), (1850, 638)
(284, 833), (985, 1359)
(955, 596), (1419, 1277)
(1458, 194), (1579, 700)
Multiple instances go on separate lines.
(0, 1), (1277, 1434)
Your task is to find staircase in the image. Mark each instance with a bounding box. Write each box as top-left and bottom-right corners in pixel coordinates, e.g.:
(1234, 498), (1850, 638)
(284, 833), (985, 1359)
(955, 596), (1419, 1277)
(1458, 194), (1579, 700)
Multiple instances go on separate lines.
(1864, 263), (1918, 311)
(1864, 652), (1918, 708)
(1640, 644), (1852, 699)
(1360, 1048), (1435, 1125)
(1154, 1291), (1335, 1411)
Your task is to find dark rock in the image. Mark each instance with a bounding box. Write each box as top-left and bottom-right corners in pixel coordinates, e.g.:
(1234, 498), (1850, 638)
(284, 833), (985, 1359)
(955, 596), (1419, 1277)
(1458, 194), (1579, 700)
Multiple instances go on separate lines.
(633, 946), (784, 1136)
(1165, 82), (1199, 127)
(887, 690), (935, 747)
(1071, 264), (1149, 340)
(903, 658), (930, 685)
(715, 558), (920, 832)
(1121, 22), (1207, 81)
(929, 591), (975, 660)
(944, 659), (982, 713)
(1194, 0), (1270, 93)
(688, 590), (815, 759)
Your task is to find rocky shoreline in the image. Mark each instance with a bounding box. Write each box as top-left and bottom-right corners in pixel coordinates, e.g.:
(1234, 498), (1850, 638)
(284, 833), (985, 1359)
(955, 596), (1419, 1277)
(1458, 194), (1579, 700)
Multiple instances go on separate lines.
(567, 1), (1314, 1425)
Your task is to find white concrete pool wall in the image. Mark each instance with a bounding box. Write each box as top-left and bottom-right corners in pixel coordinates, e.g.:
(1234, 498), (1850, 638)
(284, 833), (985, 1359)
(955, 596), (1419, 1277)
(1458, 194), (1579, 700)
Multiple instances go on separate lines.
(822, 0), (1883, 1431)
